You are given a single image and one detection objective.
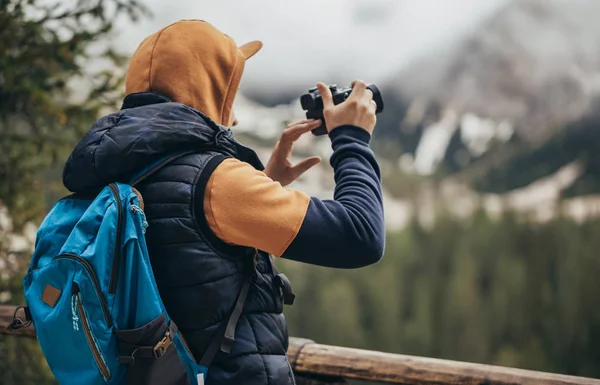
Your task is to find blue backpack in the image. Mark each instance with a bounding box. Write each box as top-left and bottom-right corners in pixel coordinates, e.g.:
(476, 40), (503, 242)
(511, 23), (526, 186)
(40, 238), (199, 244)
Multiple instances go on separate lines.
(6, 155), (252, 385)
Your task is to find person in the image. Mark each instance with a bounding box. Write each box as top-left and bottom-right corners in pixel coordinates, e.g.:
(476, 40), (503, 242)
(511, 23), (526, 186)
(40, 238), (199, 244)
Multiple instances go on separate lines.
(62, 20), (385, 385)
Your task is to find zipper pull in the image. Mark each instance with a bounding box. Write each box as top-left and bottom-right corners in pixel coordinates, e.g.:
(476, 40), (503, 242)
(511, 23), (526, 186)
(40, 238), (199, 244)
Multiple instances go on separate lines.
(71, 295), (80, 331)
(71, 284), (80, 331)
(131, 205), (149, 234)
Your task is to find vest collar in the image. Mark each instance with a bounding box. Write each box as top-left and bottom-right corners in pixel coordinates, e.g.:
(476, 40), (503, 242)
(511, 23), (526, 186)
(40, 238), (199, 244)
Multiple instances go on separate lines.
(120, 92), (265, 171)
(121, 92), (172, 110)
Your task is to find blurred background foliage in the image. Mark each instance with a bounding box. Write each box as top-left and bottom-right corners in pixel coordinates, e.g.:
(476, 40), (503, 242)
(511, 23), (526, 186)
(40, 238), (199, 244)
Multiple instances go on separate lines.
(283, 213), (600, 378)
(0, 0), (146, 383)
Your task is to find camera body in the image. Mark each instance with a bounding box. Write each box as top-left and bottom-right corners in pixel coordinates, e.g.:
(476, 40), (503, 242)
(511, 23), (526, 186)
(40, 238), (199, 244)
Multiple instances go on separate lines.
(300, 84), (384, 136)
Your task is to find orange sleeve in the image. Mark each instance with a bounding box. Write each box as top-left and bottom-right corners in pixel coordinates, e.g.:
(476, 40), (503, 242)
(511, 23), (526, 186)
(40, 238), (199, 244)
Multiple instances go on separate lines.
(203, 158), (310, 257)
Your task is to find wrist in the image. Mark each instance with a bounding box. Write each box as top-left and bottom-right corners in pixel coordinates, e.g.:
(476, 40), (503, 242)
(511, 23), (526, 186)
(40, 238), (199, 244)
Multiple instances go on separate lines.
(329, 125), (372, 144)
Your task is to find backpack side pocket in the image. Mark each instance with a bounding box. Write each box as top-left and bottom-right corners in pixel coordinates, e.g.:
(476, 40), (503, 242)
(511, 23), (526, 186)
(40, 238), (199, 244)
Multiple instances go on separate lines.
(115, 313), (191, 385)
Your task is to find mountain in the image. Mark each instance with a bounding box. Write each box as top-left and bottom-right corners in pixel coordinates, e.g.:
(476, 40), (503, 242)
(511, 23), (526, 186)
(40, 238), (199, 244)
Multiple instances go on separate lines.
(230, 0), (600, 230)
(394, 0), (600, 140)
(379, 0), (600, 195)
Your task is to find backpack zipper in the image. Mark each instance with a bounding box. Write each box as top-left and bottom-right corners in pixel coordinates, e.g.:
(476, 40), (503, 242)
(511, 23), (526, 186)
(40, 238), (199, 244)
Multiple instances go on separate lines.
(108, 183), (122, 295)
(54, 253), (112, 328)
(72, 283), (111, 381)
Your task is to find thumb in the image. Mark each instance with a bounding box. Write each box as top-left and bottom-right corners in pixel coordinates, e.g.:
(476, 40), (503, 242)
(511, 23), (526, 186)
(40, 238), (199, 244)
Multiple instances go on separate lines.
(316, 83), (334, 109)
(292, 156), (322, 177)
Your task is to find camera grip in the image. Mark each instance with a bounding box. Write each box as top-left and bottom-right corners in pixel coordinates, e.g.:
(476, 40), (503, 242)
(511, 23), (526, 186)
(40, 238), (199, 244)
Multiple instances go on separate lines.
(306, 109), (328, 136)
(301, 83), (383, 136)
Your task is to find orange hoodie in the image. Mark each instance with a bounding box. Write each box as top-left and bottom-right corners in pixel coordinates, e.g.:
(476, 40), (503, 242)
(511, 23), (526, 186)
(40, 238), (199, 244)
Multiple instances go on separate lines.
(125, 20), (262, 125)
(124, 20), (312, 256)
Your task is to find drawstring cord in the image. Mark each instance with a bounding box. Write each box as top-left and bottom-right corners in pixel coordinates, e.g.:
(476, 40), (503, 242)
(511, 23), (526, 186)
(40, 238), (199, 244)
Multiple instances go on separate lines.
(131, 205), (148, 233)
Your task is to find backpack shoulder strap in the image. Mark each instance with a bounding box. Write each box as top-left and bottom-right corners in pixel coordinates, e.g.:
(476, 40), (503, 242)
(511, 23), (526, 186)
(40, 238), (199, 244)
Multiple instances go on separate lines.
(129, 151), (197, 186)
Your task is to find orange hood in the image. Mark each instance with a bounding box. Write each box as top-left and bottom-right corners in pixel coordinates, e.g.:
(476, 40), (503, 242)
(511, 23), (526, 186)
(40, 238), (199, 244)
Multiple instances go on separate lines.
(125, 20), (262, 126)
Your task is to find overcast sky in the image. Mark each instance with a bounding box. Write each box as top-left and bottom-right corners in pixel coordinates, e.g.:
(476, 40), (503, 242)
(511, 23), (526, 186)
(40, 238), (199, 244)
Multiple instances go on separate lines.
(117, 0), (510, 99)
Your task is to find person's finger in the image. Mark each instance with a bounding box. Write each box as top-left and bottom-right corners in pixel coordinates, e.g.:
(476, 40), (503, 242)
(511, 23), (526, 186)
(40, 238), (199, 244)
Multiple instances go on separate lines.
(317, 82), (334, 110)
(286, 118), (320, 130)
(292, 156), (322, 177)
(285, 119), (321, 137)
(286, 118), (313, 128)
(363, 88), (374, 102)
(282, 119), (321, 142)
(369, 99), (377, 113)
(267, 140), (292, 164)
(349, 80), (367, 100)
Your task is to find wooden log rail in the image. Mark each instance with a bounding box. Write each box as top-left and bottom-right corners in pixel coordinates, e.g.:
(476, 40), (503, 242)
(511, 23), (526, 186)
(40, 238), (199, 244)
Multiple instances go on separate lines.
(2, 305), (600, 384)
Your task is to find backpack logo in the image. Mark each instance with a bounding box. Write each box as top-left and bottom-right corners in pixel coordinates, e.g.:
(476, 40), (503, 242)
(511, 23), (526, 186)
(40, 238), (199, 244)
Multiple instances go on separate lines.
(41, 284), (61, 308)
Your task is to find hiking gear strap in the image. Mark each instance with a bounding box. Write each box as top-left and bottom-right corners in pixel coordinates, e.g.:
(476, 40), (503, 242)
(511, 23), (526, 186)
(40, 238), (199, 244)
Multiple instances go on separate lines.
(199, 262), (254, 366)
(117, 323), (178, 365)
(270, 257), (296, 306)
(5, 305), (32, 332)
(129, 151), (196, 186)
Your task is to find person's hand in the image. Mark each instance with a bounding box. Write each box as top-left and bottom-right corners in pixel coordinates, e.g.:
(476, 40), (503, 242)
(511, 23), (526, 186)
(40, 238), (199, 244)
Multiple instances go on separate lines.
(317, 80), (377, 135)
(264, 119), (323, 187)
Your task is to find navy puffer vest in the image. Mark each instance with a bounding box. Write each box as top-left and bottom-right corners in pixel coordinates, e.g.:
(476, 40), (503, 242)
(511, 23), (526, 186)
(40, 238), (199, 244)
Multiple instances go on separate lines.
(62, 93), (295, 385)
(139, 151), (294, 385)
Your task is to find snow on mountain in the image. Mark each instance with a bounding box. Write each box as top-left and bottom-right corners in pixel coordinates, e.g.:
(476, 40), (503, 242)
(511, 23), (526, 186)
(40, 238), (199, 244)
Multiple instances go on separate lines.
(396, 0), (600, 141)
(384, 0), (600, 179)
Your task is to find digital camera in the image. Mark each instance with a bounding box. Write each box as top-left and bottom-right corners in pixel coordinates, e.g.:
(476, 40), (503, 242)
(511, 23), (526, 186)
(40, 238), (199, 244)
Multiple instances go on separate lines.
(300, 84), (384, 136)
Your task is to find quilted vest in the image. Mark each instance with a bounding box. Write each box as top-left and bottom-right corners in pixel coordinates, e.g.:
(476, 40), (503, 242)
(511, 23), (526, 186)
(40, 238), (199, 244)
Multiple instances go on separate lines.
(129, 94), (296, 384)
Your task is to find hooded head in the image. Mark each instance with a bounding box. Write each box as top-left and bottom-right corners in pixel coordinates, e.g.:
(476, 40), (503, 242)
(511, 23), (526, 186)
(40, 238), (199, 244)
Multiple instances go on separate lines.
(125, 20), (262, 126)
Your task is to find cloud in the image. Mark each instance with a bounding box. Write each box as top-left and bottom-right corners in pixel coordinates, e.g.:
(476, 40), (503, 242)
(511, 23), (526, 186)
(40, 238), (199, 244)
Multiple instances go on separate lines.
(117, 0), (510, 94)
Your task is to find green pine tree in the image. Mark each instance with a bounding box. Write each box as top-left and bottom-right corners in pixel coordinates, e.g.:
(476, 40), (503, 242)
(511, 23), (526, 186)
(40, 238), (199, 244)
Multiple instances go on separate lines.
(0, 1), (148, 383)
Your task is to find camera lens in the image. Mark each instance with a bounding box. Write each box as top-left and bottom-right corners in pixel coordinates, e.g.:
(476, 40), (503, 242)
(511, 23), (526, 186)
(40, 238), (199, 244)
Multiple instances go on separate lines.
(366, 84), (384, 113)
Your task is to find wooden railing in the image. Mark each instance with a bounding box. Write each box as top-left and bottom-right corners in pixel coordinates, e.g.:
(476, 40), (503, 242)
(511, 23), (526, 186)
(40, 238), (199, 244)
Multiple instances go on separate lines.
(2, 305), (600, 385)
